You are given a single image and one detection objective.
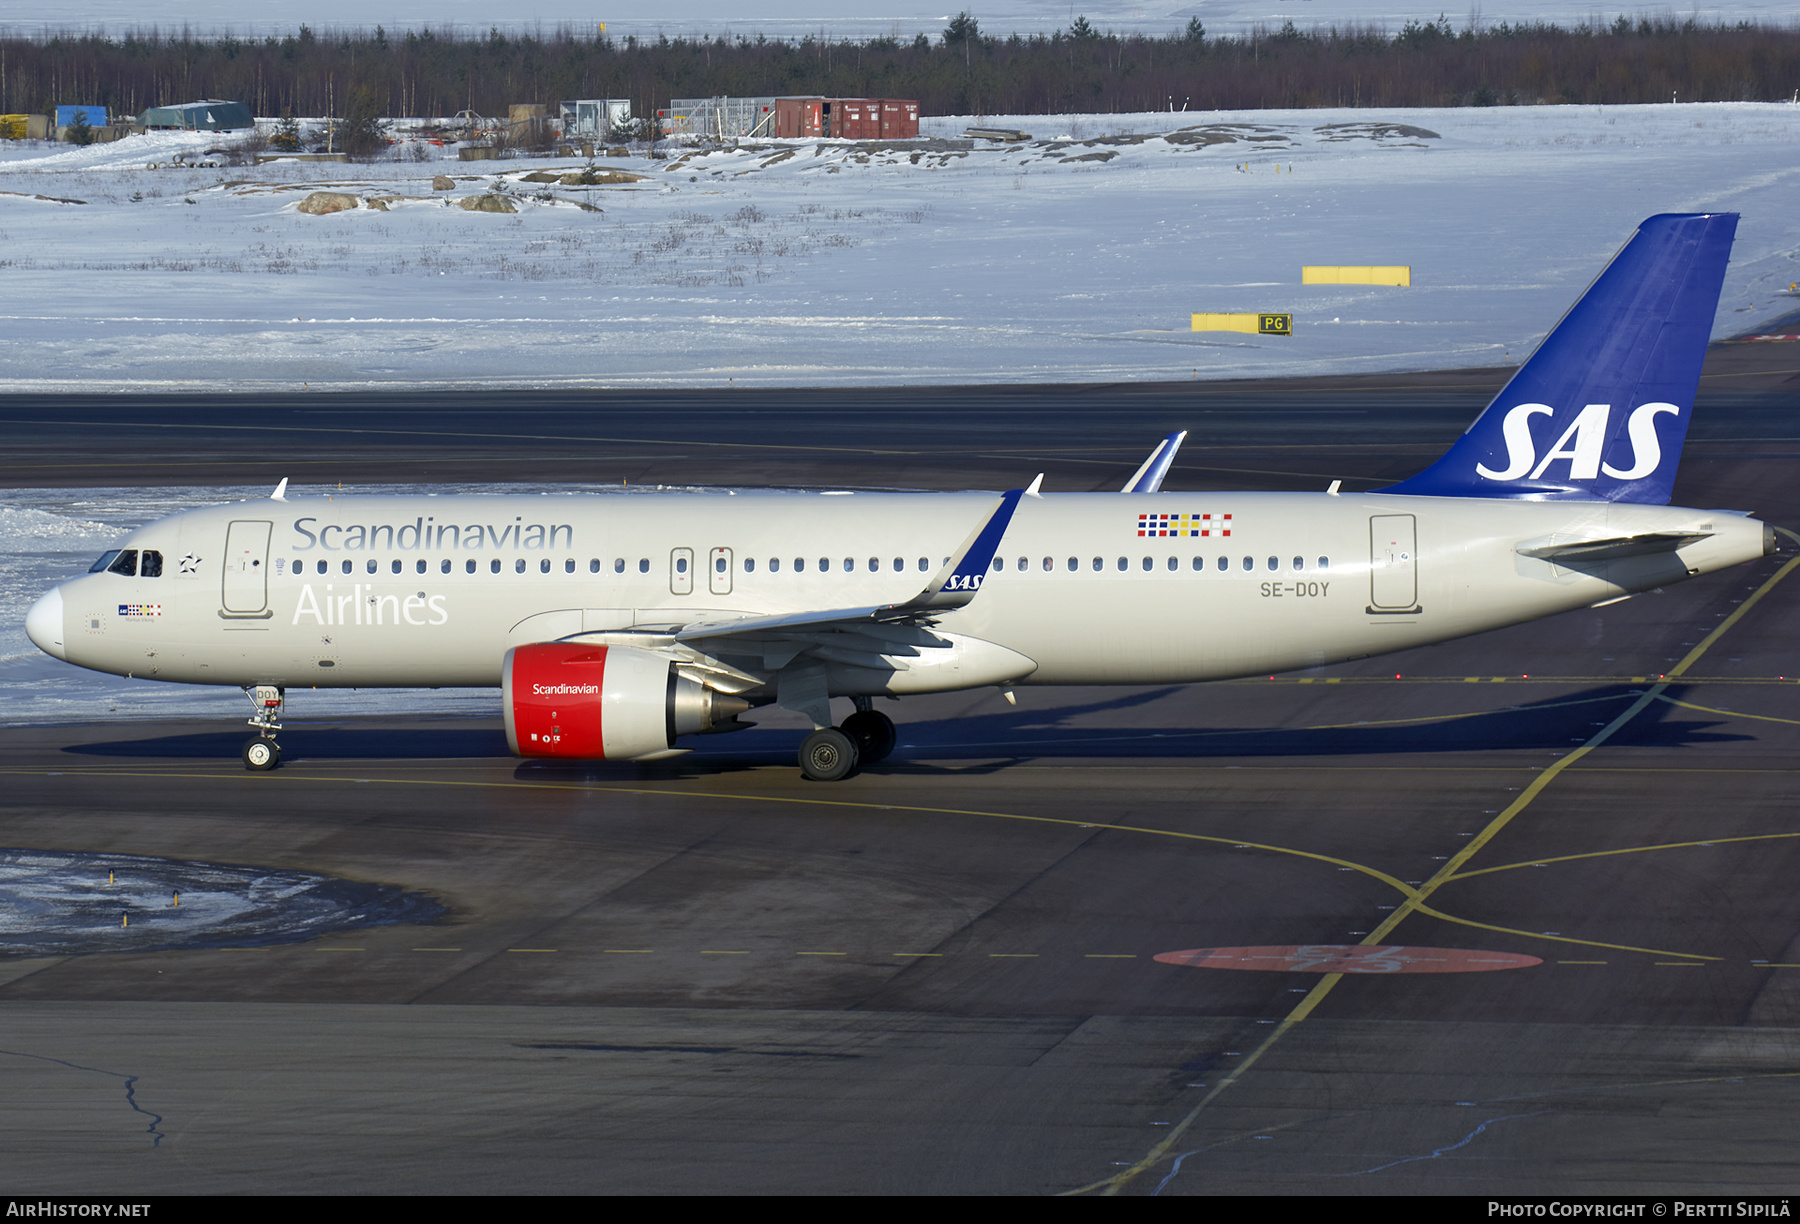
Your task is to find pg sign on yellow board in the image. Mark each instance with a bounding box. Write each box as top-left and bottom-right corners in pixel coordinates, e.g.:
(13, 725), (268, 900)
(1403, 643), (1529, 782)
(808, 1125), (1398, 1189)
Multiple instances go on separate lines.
(1192, 312), (1292, 336)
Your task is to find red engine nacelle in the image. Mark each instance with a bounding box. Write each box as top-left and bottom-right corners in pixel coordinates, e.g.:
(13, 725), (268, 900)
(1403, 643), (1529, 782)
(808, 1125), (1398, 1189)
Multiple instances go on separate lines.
(503, 642), (746, 760)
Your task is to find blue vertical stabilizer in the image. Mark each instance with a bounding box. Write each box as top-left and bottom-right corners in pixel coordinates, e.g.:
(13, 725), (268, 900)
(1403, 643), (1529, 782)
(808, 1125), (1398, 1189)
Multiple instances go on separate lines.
(1383, 213), (1737, 504)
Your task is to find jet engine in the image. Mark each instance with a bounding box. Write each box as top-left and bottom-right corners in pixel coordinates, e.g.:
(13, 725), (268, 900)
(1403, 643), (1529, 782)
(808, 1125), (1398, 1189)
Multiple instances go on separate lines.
(503, 642), (748, 760)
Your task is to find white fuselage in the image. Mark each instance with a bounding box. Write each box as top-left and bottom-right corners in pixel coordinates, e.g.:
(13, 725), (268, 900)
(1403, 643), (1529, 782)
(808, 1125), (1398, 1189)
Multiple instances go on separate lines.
(28, 490), (1768, 695)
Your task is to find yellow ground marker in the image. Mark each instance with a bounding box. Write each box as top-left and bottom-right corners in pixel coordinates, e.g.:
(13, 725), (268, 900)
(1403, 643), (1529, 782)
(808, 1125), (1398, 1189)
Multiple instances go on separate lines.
(1303, 265), (1410, 286)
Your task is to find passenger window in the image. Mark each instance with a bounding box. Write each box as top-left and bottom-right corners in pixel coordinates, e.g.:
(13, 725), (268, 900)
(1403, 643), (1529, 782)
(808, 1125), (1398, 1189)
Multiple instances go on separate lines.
(1117, 557), (1127, 572)
(1318, 556), (1330, 570)
(1292, 556), (1304, 571)
(1018, 557), (1028, 572)
(1092, 557), (1102, 572)
(491, 559), (501, 574)
(589, 559), (600, 574)
(844, 558), (854, 572)
(1242, 557), (1253, 571)
(1068, 557), (1078, 572)
(540, 558), (551, 574)
(107, 550), (138, 577)
(417, 559), (428, 574)
(614, 558), (625, 574)
(89, 550), (121, 574)
(871, 557), (882, 572)
(318, 560), (328, 575)
(918, 558), (928, 572)
(466, 559), (476, 574)
(715, 556), (726, 573)
(675, 557), (688, 575)
(1044, 557), (1053, 571)
(638, 559), (649, 574)
(894, 558), (904, 572)
(992, 557), (1004, 573)
(1141, 557), (1152, 572)
(745, 558), (756, 572)
(1192, 557), (1203, 571)
(818, 558), (829, 573)
(1267, 557), (1278, 571)
(366, 559), (378, 574)
(795, 558), (806, 572)
(515, 559), (526, 574)
(391, 559), (402, 574)
(769, 558), (780, 573)
(1217, 557), (1227, 572)
(342, 560), (353, 575)
(1167, 557), (1177, 571)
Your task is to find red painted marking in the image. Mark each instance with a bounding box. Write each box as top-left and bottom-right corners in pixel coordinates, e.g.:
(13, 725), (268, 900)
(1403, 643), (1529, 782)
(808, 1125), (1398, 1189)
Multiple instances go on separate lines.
(1154, 944), (1542, 974)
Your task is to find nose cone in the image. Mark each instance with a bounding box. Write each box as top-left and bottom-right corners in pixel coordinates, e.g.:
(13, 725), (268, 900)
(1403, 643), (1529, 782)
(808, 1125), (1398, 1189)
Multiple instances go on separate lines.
(26, 586), (66, 660)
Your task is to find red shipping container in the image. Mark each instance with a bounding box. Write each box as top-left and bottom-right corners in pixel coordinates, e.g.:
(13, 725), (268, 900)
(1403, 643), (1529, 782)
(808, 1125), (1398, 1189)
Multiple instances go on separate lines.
(773, 97), (823, 138)
(876, 99), (920, 139)
(841, 99), (878, 140)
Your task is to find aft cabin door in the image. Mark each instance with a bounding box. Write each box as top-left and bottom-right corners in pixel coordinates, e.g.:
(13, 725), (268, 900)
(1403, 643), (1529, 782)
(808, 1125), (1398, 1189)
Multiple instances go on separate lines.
(222, 520), (272, 615)
(1368, 515), (1418, 611)
(670, 547), (694, 596)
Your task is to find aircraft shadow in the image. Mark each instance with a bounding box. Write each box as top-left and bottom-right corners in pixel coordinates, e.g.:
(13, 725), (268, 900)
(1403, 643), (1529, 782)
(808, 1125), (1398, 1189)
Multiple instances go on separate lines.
(516, 682), (1742, 782)
(57, 685), (1742, 782)
(63, 726), (510, 761)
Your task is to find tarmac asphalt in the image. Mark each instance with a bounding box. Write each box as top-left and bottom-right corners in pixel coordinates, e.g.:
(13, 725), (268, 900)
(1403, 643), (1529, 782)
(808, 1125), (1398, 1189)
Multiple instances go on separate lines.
(1, 342), (1797, 1194)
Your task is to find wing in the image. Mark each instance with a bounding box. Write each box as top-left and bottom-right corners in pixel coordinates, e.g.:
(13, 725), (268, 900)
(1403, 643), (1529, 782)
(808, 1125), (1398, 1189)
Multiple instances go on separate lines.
(673, 485), (1028, 644)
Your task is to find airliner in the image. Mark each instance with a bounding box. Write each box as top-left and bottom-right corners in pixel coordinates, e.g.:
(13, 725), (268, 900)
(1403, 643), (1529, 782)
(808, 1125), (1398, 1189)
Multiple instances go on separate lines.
(24, 213), (1774, 779)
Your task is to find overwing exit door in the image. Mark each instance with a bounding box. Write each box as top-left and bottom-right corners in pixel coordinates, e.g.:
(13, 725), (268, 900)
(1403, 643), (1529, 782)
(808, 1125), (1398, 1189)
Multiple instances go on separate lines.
(670, 548), (694, 595)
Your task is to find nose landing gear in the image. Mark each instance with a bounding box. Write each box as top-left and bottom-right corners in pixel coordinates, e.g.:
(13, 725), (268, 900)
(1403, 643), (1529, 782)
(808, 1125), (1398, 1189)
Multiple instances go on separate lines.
(241, 684), (284, 771)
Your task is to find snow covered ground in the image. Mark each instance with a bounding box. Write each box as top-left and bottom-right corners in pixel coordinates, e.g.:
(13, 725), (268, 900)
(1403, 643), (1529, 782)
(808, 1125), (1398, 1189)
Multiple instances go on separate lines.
(5, 0), (1798, 42)
(0, 103), (1797, 394)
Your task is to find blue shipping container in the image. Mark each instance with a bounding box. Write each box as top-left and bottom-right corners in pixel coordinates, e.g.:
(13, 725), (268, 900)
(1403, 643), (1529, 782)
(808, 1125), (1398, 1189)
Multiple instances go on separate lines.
(55, 105), (107, 128)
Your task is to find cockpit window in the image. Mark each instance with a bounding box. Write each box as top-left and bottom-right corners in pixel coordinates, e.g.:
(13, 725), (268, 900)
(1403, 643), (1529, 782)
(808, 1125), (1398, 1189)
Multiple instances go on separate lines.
(89, 550), (121, 574)
(105, 550), (138, 577)
(140, 550), (163, 578)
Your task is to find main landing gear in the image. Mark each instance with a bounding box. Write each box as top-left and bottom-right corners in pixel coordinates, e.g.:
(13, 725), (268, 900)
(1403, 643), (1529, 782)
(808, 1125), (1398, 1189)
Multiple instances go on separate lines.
(798, 702), (896, 781)
(241, 684), (284, 771)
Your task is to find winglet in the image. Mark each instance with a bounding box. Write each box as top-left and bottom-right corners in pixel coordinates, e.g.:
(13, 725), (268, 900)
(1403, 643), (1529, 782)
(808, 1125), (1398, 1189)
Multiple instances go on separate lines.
(271, 478), (289, 502)
(1025, 473), (1044, 497)
(1121, 431), (1187, 493)
(916, 487), (1027, 609)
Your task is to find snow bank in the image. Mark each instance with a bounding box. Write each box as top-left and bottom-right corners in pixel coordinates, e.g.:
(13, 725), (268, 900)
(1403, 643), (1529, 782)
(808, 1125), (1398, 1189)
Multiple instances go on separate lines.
(0, 102), (1795, 393)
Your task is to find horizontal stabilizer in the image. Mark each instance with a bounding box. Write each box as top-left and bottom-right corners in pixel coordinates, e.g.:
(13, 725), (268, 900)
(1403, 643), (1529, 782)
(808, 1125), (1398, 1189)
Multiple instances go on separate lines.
(1518, 531), (1712, 564)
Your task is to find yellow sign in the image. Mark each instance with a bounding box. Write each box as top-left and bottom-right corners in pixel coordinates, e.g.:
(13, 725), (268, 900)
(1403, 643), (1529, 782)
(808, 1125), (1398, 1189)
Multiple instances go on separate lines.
(1192, 312), (1292, 336)
(1302, 266), (1411, 286)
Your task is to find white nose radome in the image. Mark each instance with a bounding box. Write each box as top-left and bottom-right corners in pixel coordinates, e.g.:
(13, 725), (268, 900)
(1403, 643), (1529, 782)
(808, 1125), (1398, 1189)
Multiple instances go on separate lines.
(26, 586), (66, 661)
